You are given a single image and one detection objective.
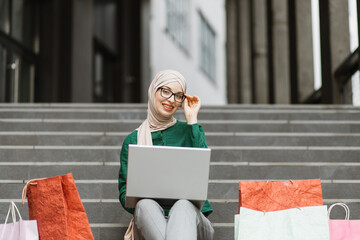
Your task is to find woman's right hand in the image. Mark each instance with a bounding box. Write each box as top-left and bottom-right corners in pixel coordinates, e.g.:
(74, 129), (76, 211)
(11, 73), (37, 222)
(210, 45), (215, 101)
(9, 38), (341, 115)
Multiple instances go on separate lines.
(183, 95), (201, 124)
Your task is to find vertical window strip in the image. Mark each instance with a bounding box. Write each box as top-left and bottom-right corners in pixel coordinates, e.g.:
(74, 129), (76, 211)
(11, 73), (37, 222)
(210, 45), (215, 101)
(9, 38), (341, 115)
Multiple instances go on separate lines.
(166, 0), (188, 51)
(348, 0), (360, 105)
(311, 0), (322, 91)
(199, 13), (216, 82)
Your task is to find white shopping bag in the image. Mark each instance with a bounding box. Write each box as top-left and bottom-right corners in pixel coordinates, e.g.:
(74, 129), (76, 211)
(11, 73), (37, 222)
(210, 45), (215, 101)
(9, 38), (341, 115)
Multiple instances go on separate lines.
(0, 201), (39, 240)
(236, 206), (330, 240)
(234, 214), (240, 240)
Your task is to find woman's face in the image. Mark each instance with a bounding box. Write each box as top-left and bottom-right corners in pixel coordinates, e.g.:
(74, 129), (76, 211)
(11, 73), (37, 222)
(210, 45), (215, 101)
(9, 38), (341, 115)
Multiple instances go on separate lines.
(154, 81), (183, 118)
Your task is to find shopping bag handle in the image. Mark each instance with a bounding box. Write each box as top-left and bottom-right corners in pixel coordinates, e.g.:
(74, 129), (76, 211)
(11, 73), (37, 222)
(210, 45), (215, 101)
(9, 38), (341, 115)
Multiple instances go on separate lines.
(4, 201), (22, 224)
(327, 203), (350, 220)
(21, 178), (44, 206)
(0, 201), (23, 240)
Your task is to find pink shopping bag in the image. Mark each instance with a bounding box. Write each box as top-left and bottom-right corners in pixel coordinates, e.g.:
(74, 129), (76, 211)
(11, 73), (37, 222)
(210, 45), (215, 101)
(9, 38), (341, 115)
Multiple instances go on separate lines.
(0, 201), (39, 240)
(328, 203), (360, 240)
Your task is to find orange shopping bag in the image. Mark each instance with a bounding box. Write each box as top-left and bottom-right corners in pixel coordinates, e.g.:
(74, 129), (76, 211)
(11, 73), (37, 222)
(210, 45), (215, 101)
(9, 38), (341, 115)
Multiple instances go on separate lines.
(238, 179), (323, 213)
(22, 173), (94, 240)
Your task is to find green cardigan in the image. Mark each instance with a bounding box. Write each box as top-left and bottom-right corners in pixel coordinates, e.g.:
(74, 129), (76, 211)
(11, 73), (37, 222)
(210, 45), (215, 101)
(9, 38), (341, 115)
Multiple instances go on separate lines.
(118, 120), (213, 216)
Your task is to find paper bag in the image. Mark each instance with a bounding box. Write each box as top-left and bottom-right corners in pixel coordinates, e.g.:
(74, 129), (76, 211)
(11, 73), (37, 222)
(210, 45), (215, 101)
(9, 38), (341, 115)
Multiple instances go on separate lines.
(236, 206), (330, 240)
(0, 201), (39, 240)
(328, 203), (360, 240)
(239, 179), (323, 212)
(23, 173), (94, 240)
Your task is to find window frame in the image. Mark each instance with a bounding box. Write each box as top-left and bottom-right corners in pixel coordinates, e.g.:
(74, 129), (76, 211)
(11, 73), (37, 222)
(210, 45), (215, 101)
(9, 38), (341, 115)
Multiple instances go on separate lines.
(198, 11), (216, 83)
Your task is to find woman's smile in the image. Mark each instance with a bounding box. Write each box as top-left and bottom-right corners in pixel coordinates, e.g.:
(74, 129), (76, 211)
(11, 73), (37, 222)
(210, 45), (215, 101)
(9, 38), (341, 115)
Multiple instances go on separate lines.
(162, 103), (174, 111)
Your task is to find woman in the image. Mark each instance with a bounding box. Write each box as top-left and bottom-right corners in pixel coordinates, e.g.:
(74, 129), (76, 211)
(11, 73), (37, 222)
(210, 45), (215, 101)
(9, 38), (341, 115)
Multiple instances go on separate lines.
(118, 70), (214, 240)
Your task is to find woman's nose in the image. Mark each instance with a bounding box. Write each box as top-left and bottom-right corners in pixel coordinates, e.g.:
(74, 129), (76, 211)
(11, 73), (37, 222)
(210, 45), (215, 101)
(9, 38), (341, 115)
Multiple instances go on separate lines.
(168, 95), (175, 102)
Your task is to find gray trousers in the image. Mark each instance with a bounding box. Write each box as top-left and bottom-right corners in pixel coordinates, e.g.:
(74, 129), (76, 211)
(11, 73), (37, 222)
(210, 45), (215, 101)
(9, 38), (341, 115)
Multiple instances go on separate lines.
(133, 199), (214, 240)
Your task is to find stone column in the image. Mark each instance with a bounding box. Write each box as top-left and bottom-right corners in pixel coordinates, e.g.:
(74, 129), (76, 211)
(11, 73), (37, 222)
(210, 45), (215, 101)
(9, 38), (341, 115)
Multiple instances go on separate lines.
(272, 0), (290, 103)
(252, 0), (269, 103)
(226, 0), (240, 103)
(295, 0), (315, 102)
(71, 0), (93, 102)
(328, 0), (351, 103)
(239, 0), (252, 103)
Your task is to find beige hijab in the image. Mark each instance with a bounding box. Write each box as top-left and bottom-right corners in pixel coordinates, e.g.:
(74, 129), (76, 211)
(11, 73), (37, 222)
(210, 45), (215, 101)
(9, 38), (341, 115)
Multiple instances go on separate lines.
(137, 70), (187, 145)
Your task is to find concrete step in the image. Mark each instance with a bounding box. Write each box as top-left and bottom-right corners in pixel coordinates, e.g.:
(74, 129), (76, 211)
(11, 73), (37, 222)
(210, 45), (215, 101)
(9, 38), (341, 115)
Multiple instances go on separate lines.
(1, 201), (360, 223)
(0, 202), (360, 226)
(0, 200), (359, 240)
(1, 120), (360, 132)
(210, 165), (360, 180)
(1, 164), (360, 181)
(0, 103), (358, 110)
(91, 225), (233, 240)
(1, 133), (359, 146)
(1, 109), (360, 120)
(1, 147), (359, 163)
(1, 181), (360, 201)
(0, 103), (359, 240)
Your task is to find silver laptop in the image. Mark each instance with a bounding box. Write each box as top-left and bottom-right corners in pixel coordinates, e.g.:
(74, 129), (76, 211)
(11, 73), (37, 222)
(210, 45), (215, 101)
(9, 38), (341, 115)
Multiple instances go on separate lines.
(125, 144), (211, 209)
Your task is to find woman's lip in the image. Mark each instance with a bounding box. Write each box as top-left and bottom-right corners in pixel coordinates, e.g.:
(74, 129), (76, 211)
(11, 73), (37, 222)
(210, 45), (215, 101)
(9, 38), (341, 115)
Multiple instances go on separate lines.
(162, 103), (174, 111)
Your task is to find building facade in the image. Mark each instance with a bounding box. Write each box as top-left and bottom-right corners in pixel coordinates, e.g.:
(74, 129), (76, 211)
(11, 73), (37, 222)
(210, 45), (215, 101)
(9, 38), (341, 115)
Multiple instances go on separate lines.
(2, 0), (359, 105)
(0, 0), (226, 105)
(142, 0), (227, 104)
(226, 0), (358, 104)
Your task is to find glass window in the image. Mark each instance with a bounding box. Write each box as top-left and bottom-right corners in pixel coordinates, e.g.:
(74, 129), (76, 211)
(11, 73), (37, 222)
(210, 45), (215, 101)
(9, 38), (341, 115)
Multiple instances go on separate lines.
(166, 0), (189, 52)
(93, 0), (117, 52)
(11, 0), (39, 52)
(0, 44), (6, 101)
(94, 53), (104, 99)
(3, 53), (34, 102)
(0, 0), (38, 102)
(199, 12), (216, 82)
(93, 0), (118, 102)
(0, 0), (10, 33)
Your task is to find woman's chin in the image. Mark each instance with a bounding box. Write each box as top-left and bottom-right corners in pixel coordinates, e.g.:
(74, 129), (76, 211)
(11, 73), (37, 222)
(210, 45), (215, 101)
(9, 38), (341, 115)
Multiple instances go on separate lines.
(159, 108), (176, 117)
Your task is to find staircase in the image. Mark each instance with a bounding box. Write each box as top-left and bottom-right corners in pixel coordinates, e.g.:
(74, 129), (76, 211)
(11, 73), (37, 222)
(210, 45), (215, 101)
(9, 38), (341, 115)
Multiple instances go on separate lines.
(0, 103), (360, 239)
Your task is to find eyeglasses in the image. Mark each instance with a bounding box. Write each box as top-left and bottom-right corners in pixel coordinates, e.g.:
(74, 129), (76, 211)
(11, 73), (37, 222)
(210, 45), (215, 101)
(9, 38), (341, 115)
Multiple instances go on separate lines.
(158, 87), (186, 103)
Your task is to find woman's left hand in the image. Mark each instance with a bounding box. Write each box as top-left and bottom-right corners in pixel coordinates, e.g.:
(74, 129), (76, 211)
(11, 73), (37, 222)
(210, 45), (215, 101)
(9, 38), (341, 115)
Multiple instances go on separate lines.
(183, 95), (201, 124)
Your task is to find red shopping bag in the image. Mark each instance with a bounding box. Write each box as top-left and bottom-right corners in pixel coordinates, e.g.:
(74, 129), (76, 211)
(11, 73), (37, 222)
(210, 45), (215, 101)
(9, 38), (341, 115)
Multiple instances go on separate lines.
(22, 173), (94, 240)
(238, 179), (323, 212)
(328, 203), (360, 240)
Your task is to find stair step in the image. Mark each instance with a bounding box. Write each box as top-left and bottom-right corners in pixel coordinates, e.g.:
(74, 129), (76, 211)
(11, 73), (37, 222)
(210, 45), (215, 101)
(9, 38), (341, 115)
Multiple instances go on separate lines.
(2, 181), (360, 200)
(1, 107), (359, 120)
(0, 200), (359, 240)
(210, 165), (360, 180)
(1, 201), (359, 223)
(0, 103), (358, 109)
(0, 103), (358, 240)
(1, 120), (360, 132)
(1, 134), (359, 146)
(1, 164), (360, 180)
(1, 148), (359, 162)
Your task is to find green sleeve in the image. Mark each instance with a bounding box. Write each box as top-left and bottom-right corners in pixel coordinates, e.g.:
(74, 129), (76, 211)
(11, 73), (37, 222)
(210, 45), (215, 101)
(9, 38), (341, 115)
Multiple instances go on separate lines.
(189, 123), (208, 148)
(118, 133), (136, 214)
(202, 200), (213, 216)
(189, 123), (213, 215)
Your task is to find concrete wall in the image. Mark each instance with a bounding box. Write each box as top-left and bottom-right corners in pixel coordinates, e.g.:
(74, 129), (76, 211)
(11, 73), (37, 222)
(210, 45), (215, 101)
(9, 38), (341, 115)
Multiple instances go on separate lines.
(143, 0), (227, 105)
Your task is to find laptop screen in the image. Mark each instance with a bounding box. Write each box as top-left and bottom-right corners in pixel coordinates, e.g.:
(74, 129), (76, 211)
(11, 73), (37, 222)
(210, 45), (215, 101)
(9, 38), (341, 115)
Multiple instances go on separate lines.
(125, 144), (211, 209)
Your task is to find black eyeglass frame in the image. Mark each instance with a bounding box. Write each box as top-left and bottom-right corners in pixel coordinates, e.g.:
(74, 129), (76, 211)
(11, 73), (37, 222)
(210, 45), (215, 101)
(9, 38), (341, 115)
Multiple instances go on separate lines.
(158, 87), (186, 103)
